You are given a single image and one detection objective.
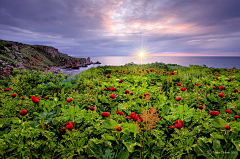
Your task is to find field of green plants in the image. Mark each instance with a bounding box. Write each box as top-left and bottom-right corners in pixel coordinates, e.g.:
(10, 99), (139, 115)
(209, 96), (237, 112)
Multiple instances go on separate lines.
(0, 62), (240, 159)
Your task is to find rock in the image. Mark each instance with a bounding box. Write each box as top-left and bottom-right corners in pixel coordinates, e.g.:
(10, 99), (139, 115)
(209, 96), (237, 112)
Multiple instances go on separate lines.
(12, 43), (19, 51)
(4, 46), (10, 52)
(95, 61), (101, 64)
(34, 45), (59, 58)
(65, 58), (80, 68)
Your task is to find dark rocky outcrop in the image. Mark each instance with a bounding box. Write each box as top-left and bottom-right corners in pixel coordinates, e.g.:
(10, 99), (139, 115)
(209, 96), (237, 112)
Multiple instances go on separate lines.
(0, 39), (99, 78)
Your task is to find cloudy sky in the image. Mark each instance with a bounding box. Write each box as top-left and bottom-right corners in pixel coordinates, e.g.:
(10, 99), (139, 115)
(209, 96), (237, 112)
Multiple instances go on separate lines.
(1, 0), (240, 57)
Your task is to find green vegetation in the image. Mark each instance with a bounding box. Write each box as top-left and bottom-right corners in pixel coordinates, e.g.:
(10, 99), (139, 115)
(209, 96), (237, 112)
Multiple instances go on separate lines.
(0, 62), (240, 158)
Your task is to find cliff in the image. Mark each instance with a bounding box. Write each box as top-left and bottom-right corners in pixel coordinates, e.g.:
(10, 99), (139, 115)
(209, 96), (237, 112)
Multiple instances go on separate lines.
(0, 39), (93, 77)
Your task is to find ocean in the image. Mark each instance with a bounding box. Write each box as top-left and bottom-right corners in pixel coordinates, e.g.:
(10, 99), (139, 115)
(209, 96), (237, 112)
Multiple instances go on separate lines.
(61, 56), (240, 76)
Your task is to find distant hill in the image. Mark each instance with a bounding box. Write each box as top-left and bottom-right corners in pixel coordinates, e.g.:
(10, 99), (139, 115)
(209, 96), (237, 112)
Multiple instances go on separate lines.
(0, 39), (93, 77)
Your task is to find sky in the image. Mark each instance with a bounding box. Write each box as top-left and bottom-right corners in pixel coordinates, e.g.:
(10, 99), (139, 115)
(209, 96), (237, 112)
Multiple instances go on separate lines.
(1, 0), (240, 57)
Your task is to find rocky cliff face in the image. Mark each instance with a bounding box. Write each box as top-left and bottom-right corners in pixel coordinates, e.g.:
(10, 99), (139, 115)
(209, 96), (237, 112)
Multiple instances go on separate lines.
(0, 39), (94, 78)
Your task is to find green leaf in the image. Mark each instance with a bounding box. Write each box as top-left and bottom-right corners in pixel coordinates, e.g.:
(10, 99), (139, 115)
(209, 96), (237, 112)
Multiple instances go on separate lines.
(231, 140), (240, 151)
(122, 141), (141, 153)
(211, 118), (228, 128)
(211, 132), (225, 140)
(117, 149), (129, 159)
(213, 139), (223, 159)
(102, 119), (117, 129)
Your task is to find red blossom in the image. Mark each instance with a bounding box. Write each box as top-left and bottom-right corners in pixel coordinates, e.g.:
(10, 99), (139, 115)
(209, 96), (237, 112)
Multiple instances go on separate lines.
(234, 89), (238, 93)
(225, 125), (231, 130)
(144, 93), (149, 96)
(171, 71), (174, 75)
(227, 70), (230, 72)
(155, 71), (159, 73)
(104, 87), (107, 90)
(110, 87), (116, 91)
(219, 86), (225, 90)
(31, 96), (40, 103)
(175, 97), (181, 101)
(216, 77), (219, 80)
(101, 112), (110, 117)
(162, 71), (166, 73)
(177, 83), (181, 86)
(11, 93), (17, 99)
(125, 90), (129, 94)
(116, 110), (123, 115)
(169, 120), (183, 129)
(150, 69), (153, 72)
(210, 111), (219, 116)
(66, 98), (73, 102)
(213, 86), (216, 89)
(116, 127), (122, 131)
(119, 79), (123, 83)
(90, 107), (95, 111)
(110, 94), (116, 99)
(139, 71), (141, 73)
(228, 78), (231, 82)
(21, 97), (25, 100)
(218, 92), (224, 98)
(107, 75), (111, 78)
(130, 92), (133, 95)
(44, 96), (49, 100)
(60, 121), (75, 131)
(20, 109), (27, 116)
(225, 109), (232, 114)
(198, 105), (204, 109)
(233, 112), (240, 118)
(5, 88), (10, 91)
(181, 87), (187, 91)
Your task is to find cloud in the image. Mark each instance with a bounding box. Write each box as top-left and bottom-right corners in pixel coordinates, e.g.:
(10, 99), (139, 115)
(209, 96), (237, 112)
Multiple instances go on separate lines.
(0, 0), (240, 56)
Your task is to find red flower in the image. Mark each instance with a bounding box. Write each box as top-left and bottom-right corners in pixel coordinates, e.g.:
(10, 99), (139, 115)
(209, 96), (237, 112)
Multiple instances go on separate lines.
(228, 78), (231, 82)
(130, 92), (133, 95)
(219, 86), (225, 90)
(118, 71), (121, 73)
(125, 90), (129, 94)
(142, 69), (144, 71)
(116, 110), (123, 115)
(216, 77), (219, 80)
(218, 92), (224, 98)
(119, 79), (123, 83)
(101, 112), (110, 117)
(177, 83), (181, 86)
(234, 89), (238, 93)
(225, 125), (231, 130)
(89, 86), (93, 89)
(66, 98), (73, 102)
(198, 105), (204, 109)
(11, 93), (17, 99)
(233, 112), (240, 118)
(104, 87), (107, 90)
(227, 70), (230, 72)
(130, 112), (136, 119)
(116, 127), (122, 131)
(162, 71), (166, 73)
(139, 71), (141, 73)
(31, 96), (40, 103)
(123, 70), (125, 73)
(20, 109), (27, 116)
(181, 87), (187, 91)
(5, 88), (10, 91)
(175, 97), (181, 101)
(144, 93), (149, 96)
(21, 97), (25, 100)
(210, 111), (219, 116)
(110, 94), (116, 99)
(171, 71), (174, 75)
(155, 71), (159, 73)
(213, 86), (216, 89)
(196, 84), (199, 86)
(60, 121), (75, 130)
(110, 87), (116, 91)
(150, 69), (153, 72)
(44, 96), (49, 100)
(87, 85), (91, 87)
(169, 120), (183, 129)
(107, 75), (111, 78)
(90, 107), (95, 111)
(225, 109), (232, 114)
